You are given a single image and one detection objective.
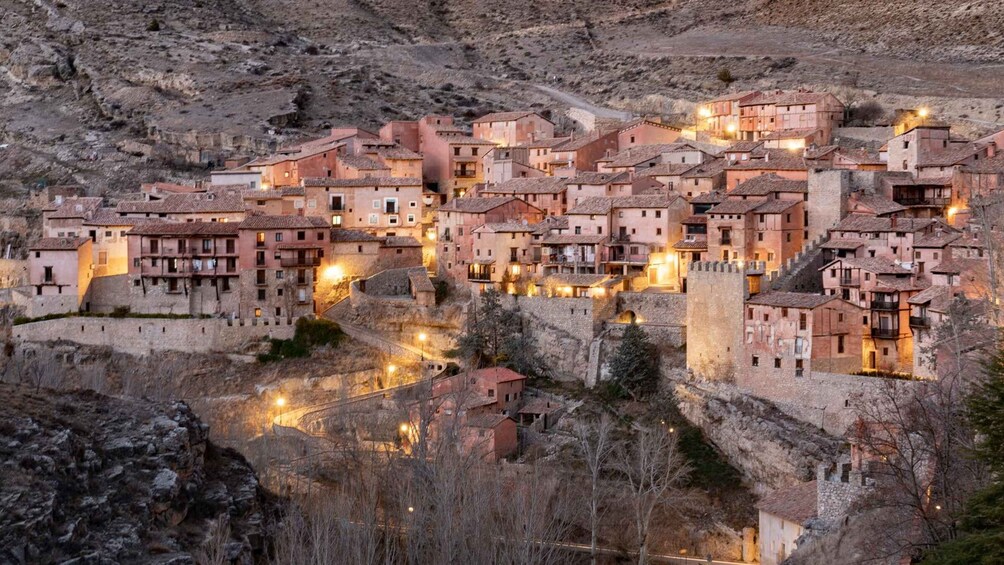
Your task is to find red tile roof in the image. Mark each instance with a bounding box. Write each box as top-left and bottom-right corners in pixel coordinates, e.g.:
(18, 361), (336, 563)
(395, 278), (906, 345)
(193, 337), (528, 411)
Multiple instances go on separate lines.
(756, 480), (818, 524)
(30, 237), (90, 251)
(238, 216), (329, 230)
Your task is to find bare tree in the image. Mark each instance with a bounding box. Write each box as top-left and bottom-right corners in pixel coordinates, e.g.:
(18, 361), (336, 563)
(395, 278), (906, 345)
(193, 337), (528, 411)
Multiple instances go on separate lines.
(574, 413), (616, 565)
(613, 425), (693, 565)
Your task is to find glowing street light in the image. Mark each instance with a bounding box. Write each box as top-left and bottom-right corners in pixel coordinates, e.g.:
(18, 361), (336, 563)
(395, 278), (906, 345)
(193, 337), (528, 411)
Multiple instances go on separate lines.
(917, 107), (930, 119)
(400, 423), (410, 434)
(275, 396), (286, 426)
(418, 332), (427, 361)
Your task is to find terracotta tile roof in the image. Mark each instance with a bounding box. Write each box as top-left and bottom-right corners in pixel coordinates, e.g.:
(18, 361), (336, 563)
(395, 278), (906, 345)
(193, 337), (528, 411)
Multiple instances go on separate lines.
(30, 237), (90, 251)
(45, 197), (104, 219)
(803, 145), (839, 159)
(518, 398), (561, 415)
(729, 174), (807, 196)
(708, 90), (761, 103)
(908, 285), (956, 311)
(117, 193), (246, 215)
(917, 145), (984, 168)
(438, 196), (523, 213)
(439, 134), (497, 146)
(475, 222), (537, 233)
(472, 111), (546, 124)
(481, 177), (567, 195)
(931, 256), (986, 274)
(522, 137), (572, 149)
(338, 154), (389, 170)
(127, 222), (240, 236)
(820, 238), (864, 250)
(599, 144), (694, 167)
(681, 158), (728, 178)
(673, 234), (708, 250)
(542, 234), (607, 245)
(618, 118), (681, 132)
(532, 216), (568, 235)
(554, 130), (614, 152)
(914, 231), (963, 248)
(238, 216), (329, 230)
(742, 90), (838, 107)
(382, 236), (422, 247)
(726, 150), (811, 171)
(726, 140), (765, 152)
(245, 140), (343, 166)
(875, 275), (929, 292)
(833, 215), (935, 233)
(330, 229), (381, 242)
(682, 215), (707, 225)
(753, 199), (801, 214)
(706, 199), (763, 215)
(637, 163), (699, 177)
(566, 195), (681, 215)
(364, 145), (423, 160)
(690, 191), (727, 204)
(837, 148), (884, 165)
(756, 480), (818, 524)
(242, 187), (305, 200)
(824, 257), (912, 275)
(302, 176), (422, 187)
(140, 182), (204, 194)
(747, 292), (837, 309)
(469, 366), (527, 385)
(852, 194), (906, 216)
(82, 209), (164, 227)
(567, 171), (631, 184)
(961, 152), (1004, 174)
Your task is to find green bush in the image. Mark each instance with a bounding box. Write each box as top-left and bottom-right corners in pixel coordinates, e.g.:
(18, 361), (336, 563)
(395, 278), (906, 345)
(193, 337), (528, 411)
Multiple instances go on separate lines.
(258, 318), (344, 363)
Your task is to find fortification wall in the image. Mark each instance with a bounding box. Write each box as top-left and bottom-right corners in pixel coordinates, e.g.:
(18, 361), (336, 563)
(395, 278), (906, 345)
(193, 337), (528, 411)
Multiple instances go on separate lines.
(616, 291), (687, 326)
(675, 381), (844, 493)
(735, 368), (921, 435)
(13, 317), (293, 356)
(685, 261), (752, 380)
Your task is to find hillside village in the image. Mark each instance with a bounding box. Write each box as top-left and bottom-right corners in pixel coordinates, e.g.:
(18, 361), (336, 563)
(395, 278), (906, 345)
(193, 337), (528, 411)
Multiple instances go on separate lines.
(5, 86), (1004, 564)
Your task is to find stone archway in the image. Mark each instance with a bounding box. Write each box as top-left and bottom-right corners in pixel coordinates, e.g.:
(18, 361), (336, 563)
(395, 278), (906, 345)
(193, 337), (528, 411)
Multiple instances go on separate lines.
(616, 310), (637, 324)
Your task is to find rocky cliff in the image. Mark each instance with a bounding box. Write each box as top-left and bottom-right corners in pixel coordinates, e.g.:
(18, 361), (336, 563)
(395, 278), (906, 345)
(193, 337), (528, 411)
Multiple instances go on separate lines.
(0, 383), (281, 564)
(675, 381), (844, 493)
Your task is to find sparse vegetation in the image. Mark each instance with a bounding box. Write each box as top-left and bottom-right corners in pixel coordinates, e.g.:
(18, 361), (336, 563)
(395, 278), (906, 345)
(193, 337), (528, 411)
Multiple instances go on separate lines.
(257, 317), (345, 362)
(716, 68), (735, 86)
(146, 18), (161, 32)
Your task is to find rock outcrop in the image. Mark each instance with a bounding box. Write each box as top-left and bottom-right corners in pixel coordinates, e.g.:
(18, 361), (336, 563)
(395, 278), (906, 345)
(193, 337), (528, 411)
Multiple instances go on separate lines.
(0, 383), (280, 564)
(675, 381), (844, 493)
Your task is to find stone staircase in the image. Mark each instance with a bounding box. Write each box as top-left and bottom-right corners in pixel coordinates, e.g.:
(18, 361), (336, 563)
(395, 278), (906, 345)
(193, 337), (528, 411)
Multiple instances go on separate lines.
(767, 235), (830, 293)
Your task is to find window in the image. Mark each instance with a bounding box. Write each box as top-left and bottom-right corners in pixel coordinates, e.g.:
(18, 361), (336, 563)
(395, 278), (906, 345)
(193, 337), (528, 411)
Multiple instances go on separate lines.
(98, 251), (108, 266)
(297, 231), (305, 241)
(275, 307), (282, 316)
(453, 147), (460, 156)
(275, 233), (283, 242)
(747, 307), (753, 320)
(254, 308), (262, 318)
(276, 270), (284, 280)
(257, 288), (266, 300)
(202, 239), (212, 252)
(838, 335), (845, 354)
(799, 313), (807, 330)
(774, 358), (782, 368)
(43, 266), (53, 283)
(752, 355), (759, 367)
(256, 232), (265, 247)
(150, 239), (159, 253)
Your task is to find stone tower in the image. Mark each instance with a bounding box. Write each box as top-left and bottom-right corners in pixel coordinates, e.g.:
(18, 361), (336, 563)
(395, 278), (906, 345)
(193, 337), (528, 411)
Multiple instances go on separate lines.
(686, 261), (763, 380)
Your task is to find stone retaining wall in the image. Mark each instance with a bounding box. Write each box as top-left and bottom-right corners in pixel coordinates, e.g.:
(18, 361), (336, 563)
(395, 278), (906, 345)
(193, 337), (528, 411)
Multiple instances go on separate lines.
(13, 317), (294, 356)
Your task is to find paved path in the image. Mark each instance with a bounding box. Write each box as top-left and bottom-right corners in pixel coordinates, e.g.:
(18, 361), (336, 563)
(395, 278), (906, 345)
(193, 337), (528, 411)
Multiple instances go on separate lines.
(533, 84), (634, 120)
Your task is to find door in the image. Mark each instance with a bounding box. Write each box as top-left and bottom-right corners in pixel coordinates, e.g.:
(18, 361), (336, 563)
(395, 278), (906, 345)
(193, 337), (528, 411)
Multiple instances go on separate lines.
(869, 351), (877, 369)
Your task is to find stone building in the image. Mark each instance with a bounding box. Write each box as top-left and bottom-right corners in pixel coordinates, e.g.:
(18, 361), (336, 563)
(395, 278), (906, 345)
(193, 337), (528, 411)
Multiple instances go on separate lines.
(756, 480), (817, 565)
(436, 196), (544, 282)
(27, 237), (93, 317)
(301, 176), (426, 238)
(472, 111), (554, 147)
(686, 261), (763, 379)
(236, 215), (329, 320)
(125, 222), (242, 316)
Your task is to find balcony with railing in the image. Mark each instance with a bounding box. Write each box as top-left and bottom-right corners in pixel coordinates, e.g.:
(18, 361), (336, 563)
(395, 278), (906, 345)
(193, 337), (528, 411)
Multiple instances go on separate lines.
(453, 169), (477, 178)
(909, 315), (930, 328)
(607, 251), (649, 264)
(894, 195), (951, 207)
(870, 299), (899, 311)
(719, 236), (732, 246)
(467, 264), (493, 282)
(839, 275), (859, 287)
(280, 255), (322, 267)
(871, 326), (901, 339)
(542, 253), (597, 266)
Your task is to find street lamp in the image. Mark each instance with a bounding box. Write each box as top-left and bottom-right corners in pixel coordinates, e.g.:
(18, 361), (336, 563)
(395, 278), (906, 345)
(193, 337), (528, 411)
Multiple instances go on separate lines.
(275, 396), (286, 426)
(418, 332), (427, 362)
